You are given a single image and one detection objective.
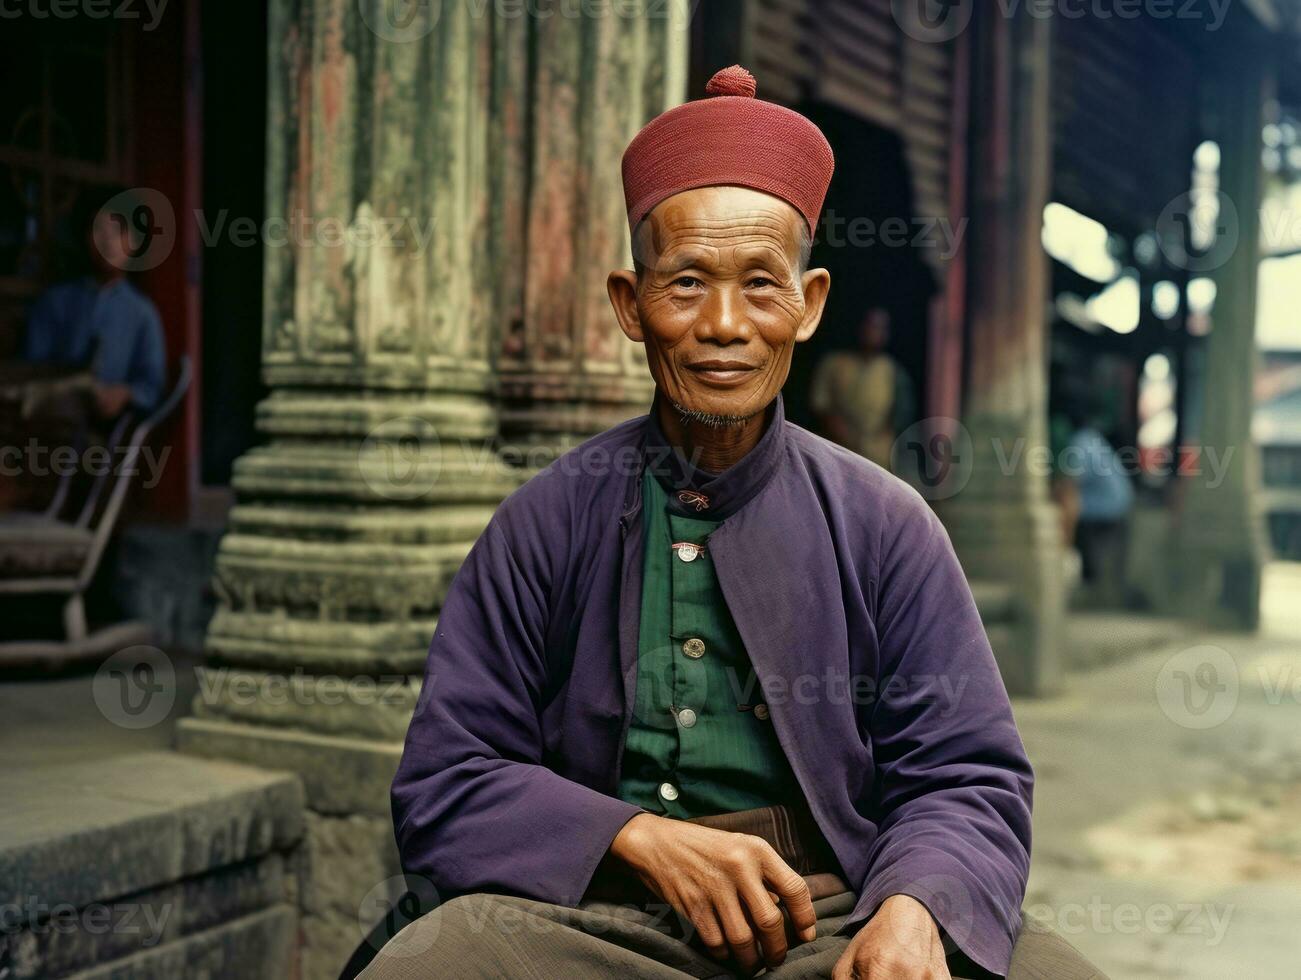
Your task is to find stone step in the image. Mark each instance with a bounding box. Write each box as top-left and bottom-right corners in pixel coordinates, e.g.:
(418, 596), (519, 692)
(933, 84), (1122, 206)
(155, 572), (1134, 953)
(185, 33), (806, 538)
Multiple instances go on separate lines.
(58, 906), (295, 980)
(0, 751), (305, 980)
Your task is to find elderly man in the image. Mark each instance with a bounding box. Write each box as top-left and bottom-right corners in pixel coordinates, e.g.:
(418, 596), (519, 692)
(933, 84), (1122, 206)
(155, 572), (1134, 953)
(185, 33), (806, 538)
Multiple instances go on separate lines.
(364, 67), (1100, 980)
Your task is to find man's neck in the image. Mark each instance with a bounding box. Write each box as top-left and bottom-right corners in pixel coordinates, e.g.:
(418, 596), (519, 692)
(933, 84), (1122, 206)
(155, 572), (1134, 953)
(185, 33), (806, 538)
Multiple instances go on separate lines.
(655, 396), (771, 474)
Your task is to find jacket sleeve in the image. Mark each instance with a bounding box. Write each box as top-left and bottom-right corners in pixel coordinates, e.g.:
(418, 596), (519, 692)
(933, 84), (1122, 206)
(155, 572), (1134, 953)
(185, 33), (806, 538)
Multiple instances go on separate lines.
(844, 502), (1034, 976)
(391, 506), (644, 906)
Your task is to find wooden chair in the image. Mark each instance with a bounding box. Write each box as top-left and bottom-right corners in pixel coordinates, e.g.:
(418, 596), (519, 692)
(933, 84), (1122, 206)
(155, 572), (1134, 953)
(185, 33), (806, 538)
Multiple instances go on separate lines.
(0, 357), (191, 668)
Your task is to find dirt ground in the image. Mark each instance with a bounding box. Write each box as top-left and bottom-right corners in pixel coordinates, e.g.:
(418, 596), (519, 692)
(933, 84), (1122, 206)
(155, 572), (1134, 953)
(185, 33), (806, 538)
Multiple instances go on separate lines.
(1016, 562), (1301, 978)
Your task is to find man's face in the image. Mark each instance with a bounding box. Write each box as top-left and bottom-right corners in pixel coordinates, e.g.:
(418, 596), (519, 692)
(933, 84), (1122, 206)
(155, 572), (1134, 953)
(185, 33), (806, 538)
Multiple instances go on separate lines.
(607, 186), (829, 422)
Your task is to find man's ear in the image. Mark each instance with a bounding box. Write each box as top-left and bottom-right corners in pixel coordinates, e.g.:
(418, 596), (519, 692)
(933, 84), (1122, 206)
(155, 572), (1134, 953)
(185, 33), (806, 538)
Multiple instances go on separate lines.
(796, 267), (831, 343)
(607, 269), (645, 343)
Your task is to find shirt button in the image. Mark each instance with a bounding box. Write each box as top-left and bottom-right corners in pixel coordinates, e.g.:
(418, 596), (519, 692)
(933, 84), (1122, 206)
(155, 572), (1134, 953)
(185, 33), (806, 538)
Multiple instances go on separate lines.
(753, 703), (770, 721)
(677, 708), (698, 729)
(682, 638), (706, 659)
(676, 543), (703, 562)
(658, 781), (680, 802)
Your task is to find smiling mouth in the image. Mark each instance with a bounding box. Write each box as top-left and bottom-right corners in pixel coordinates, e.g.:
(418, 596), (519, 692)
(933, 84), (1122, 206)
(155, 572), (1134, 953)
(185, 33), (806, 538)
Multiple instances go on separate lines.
(686, 362), (760, 386)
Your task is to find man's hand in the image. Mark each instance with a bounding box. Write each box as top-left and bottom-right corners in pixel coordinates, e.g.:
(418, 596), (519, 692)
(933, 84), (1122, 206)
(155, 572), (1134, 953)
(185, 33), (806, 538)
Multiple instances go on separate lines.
(608, 812), (818, 974)
(832, 894), (951, 979)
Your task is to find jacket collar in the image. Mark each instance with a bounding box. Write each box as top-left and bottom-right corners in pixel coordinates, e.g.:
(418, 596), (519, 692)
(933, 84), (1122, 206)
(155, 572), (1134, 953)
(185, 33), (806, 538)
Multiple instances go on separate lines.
(642, 389), (789, 522)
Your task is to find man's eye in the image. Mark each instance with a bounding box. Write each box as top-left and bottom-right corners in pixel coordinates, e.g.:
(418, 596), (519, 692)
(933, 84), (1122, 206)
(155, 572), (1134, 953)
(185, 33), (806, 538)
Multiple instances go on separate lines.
(748, 276), (776, 288)
(672, 276), (702, 289)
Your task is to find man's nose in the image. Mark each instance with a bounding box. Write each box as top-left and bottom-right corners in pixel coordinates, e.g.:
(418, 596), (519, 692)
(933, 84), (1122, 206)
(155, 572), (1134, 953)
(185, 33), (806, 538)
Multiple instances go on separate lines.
(695, 284), (751, 344)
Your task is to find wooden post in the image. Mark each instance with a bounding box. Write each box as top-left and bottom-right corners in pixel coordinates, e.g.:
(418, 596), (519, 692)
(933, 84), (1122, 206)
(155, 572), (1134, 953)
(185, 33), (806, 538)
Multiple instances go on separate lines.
(939, 4), (1065, 695)
(1169, 34), (1270, 630)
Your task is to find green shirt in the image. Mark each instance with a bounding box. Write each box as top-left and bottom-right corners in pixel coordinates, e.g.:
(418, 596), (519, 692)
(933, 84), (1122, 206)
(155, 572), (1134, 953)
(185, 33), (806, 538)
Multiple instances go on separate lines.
(617, 467), (801, 817)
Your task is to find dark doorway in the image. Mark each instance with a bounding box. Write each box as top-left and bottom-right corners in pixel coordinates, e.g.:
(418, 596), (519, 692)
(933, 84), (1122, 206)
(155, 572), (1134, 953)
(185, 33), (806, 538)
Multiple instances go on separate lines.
(785, 101), (938, 434)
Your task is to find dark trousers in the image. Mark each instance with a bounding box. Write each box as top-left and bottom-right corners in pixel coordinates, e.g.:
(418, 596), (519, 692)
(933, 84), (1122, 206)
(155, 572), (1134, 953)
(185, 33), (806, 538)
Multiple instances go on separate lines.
(356, 889), (1106, 979)
(353, 807), (1104, 979)
(1075, 518), (1129, 607)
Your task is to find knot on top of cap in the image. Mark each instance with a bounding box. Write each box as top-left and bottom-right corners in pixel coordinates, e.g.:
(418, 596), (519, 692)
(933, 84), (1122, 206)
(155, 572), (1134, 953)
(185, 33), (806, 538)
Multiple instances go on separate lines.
(705, 65), (756, 98)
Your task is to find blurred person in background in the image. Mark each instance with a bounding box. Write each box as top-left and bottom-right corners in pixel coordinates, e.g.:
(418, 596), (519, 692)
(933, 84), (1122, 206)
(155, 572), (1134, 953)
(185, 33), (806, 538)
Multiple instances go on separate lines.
(0, 187), (166, 511)
(23, 187), (167, 418)
(1067, 401), (1135, 608)
(809, 306), (915, 471)
(1048, 376), (1084, 591)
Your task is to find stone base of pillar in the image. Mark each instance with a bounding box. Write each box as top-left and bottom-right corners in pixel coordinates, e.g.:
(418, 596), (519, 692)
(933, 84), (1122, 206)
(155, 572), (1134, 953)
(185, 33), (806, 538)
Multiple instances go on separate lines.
(177, 718), (402, 815)
(1168, 496), (1267, 631)
(937, 415), (1066, 696)
(943, 495), (1065, 696)
(183, 387), (522, 979)
(497, 370), (654, 463)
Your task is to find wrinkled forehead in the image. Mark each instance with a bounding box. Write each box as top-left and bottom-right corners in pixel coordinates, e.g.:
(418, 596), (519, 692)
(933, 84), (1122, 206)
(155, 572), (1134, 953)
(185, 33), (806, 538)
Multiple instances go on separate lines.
(633, 186), (804, 268)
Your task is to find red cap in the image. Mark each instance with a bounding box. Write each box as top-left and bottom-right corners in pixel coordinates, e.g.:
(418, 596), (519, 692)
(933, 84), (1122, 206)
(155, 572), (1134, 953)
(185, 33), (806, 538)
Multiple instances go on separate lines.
(621, 66), (835, 236)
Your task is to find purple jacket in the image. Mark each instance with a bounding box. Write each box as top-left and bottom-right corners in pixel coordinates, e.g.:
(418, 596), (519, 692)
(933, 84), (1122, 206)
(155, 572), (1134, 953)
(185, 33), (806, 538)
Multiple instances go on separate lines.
(393, 393), (1033, 974)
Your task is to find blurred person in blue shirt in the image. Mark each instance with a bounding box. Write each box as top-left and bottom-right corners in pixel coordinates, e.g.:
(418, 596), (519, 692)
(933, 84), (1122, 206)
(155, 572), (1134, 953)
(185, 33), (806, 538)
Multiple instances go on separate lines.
(1071, 425), (1135, 521)
(24, 188), (167, 419)
(0, 189), (167, 512)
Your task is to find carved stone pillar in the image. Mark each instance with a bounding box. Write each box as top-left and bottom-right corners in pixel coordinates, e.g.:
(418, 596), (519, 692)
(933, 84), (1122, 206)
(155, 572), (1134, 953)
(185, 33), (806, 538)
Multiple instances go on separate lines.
(939, 7), (1064, 696)
(177, 1), (690, 976)
(497, 3), (688, 457)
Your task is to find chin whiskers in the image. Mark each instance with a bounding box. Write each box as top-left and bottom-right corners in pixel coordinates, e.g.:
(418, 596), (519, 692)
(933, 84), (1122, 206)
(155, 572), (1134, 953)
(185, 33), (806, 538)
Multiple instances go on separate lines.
(668, 397), (755, 429)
